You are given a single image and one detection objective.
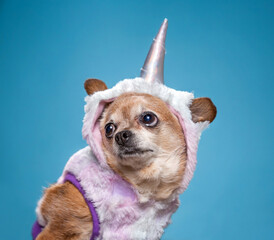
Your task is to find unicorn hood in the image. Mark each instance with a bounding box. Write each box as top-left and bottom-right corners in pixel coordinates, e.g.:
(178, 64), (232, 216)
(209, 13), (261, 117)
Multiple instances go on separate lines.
(82, 77), (209, 195)
(82, 18), (209, 194)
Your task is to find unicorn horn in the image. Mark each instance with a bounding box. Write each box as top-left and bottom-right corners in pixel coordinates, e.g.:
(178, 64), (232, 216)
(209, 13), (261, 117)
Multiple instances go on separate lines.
(140, 18), (168, 84)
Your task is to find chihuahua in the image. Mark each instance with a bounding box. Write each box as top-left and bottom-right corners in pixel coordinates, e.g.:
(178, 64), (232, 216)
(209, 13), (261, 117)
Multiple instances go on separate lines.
(34, 78), (216, 240)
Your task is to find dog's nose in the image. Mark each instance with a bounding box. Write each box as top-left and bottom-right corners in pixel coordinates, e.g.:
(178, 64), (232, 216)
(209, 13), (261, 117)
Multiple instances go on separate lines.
(115, 130), (132, 146)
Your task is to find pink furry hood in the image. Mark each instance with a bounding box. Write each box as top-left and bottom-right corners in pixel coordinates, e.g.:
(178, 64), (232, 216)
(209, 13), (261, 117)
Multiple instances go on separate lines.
(82, 77), (209, 193)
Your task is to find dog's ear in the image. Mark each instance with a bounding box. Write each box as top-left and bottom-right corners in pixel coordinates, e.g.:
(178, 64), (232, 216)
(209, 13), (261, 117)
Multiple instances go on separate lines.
(84, 78), (108, 95)
(189, 97), (217, 123)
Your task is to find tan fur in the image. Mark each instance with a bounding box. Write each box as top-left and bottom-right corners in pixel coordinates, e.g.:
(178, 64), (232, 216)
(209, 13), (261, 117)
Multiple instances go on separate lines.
(100, 93), (187, 201)
(36, 182), (93, 240)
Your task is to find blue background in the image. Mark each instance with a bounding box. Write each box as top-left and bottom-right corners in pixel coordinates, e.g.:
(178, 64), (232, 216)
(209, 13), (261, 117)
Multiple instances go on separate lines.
(1, 0), (273, 239)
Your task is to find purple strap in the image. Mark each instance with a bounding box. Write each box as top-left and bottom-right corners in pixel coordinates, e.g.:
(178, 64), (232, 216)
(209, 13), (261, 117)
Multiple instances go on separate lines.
(32, 173), (100, 240)
(32, 221), (42, 239)
(64, 173), (100, 239)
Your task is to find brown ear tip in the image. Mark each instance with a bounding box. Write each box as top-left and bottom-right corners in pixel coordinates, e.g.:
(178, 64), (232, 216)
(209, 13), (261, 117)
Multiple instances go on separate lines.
(84, 78), (107, 95)
(190, 97), (217, 123)
(206, 98), (217, 123)
(84, 79), (91, 90)
(210, 102), (217, 123)
(84, 78), (105, 89)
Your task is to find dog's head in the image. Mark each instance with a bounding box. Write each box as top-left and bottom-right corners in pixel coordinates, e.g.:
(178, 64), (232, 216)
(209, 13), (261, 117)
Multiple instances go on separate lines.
(84, 79), (216, 201)
(100, 92), (186, 169)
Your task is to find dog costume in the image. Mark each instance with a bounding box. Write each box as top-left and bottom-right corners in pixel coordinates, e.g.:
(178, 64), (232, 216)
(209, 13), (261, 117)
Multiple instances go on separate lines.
(32, 19), (209, 240)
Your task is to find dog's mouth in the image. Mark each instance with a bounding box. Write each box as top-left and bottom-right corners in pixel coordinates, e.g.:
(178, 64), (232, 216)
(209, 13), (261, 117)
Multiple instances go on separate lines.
(119, 147), (153, 158)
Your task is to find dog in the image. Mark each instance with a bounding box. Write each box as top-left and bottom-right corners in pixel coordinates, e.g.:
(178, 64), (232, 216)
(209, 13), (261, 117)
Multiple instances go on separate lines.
(32, 19), (217, 240)
(34, 78), (216, 240)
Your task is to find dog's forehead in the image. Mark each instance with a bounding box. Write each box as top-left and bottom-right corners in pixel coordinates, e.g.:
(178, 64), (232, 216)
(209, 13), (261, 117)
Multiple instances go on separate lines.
(104, 93), (173, 122)
(105, 94), (146, 120)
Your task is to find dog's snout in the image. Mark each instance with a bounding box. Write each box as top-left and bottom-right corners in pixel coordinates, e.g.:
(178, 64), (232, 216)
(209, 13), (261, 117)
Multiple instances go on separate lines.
(115, 130), (132, 145)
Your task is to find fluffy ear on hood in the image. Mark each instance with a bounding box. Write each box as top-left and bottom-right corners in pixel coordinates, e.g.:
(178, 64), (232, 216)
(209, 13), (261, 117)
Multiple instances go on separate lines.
(84, 79), (108, 95)
(190, 97), (217, 123)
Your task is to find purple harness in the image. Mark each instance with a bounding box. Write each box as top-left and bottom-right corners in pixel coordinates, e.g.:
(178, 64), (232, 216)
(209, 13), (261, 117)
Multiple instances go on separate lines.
(32, 173), (100, 240)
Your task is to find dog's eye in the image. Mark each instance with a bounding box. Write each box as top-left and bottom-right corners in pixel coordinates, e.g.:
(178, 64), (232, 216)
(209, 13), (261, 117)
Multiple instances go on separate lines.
(105, 123), (116, 138)
(139, 112), (158, 127)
